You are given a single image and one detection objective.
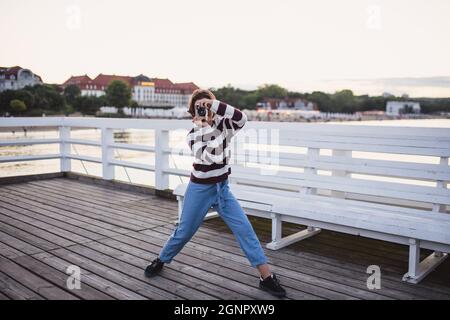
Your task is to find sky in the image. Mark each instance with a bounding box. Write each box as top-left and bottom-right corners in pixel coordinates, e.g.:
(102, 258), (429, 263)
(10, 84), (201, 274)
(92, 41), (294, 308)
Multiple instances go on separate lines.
(1, 0), (450, 97)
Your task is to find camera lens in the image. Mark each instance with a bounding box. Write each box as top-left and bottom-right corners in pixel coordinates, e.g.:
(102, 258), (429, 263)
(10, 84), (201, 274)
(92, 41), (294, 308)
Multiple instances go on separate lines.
(197, 106), (206, 117)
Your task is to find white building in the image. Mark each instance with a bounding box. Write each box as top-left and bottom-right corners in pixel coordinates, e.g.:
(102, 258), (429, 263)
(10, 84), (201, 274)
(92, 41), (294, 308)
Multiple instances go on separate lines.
(62, 74), (198, 108)
(257, 98), (316, 111)
(0, 66), (43, 92)
(386, 101), (421, 116)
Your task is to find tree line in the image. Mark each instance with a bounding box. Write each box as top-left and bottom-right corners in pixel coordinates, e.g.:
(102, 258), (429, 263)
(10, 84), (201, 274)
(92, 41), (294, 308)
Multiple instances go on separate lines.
(212, 84), (450, 114)
(1, 81), (449, 116)
(0, 80), (134, 116)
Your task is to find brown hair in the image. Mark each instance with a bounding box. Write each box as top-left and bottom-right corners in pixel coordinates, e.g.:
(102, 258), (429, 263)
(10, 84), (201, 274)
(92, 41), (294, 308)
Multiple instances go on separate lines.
(188, 89), (216, 117)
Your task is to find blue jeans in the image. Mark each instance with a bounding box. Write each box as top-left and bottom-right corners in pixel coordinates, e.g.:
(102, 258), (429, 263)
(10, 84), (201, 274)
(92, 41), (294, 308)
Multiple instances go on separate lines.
(159, 180), (268, 267)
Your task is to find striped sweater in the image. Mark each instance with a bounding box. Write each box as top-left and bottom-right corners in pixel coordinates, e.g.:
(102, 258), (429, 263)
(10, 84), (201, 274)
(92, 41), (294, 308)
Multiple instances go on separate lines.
(187, 100), (247, 184)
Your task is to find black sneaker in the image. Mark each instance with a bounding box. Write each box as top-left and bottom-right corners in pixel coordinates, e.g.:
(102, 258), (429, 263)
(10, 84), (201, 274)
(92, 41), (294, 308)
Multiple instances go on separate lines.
(144, 258), (164, 277)
(259, 273), (286, 298)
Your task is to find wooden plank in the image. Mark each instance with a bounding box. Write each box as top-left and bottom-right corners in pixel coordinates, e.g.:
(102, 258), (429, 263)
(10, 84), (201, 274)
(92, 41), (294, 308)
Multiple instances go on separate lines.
(0, 241), (25, 259)
(257, 152), (450, 181)
(229, 184), (450, 223)
(3, 184), (159, 230)
(231, 167), (450, 206)
(0, 271), (44, 300)
(0, 221), (59, 252)
(32, 252), (147, 300)
(0, 210), (76, 248)
(41, 178), (179, 216)
(28, 179), (174, 225)
(37, 177), (138, 200)
(0, 201), (109, 242)
(49, 177), (148, 202)
(31, 180), (177, 228)
(13, 255), (114, 300)
(0, 172), (64, 186)
(0, 228), (45, 256)
(270, 201), (450, 245)
(0, 191), (130, 236)
(266, 124), (450, 140)
(5, 181), (158, 228)
(42, 179), (146, 202)
(0, 256), (78, 300)
(276, 131), (450, 149)
(48, 246), (202, 300)
(44, 178), (177, 211)
(0, 186), (150, 232)
(277, 133), (450, 157)
(0, 206), (92, 245)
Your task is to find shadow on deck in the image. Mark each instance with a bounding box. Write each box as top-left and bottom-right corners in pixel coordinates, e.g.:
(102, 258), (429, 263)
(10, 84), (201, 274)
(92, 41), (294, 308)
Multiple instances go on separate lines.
(0, 176), (449, 300)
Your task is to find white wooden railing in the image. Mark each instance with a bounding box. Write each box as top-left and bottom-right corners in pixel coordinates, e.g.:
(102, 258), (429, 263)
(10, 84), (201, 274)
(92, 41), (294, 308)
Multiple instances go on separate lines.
(1, 117), (449, 201)
(0, 117), (196, 190)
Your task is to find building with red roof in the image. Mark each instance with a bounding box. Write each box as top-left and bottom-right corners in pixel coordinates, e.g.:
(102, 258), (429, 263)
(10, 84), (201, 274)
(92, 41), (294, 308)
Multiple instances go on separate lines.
(62, 75), (96, 95)
(62, 73), (199, 108)
(93, 74), (134, 90)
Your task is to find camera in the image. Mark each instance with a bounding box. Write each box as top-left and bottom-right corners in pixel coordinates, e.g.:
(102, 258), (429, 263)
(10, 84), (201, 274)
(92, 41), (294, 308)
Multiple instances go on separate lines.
(196, 104), (207, 117)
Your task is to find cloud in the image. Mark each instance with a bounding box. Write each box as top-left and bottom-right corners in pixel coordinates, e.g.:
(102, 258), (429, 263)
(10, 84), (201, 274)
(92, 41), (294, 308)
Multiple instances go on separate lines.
(348, 77), (450, 88)
(318, 77), (450, 97)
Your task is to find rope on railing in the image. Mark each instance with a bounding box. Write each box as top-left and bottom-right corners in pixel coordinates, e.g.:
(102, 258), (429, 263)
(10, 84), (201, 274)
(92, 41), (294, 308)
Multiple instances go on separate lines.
(72, 144), (89, 175)
(170, 152), (184, 184)
(114, 148), (132, 183)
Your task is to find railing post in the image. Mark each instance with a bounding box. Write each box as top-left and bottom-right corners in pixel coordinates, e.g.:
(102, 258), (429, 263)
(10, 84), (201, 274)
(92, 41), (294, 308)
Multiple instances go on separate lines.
(101, 127), (114, 180)
(59, 126), (71, 173)
(155, 129), (170, 190)
(432, 156), (448, 213)
(302, 147), (319, 195)
(331, 149), (352, 198)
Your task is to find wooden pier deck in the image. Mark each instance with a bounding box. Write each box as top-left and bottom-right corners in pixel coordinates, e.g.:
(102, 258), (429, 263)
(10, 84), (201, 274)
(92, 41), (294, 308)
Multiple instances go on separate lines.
(0, 176), (449, 300)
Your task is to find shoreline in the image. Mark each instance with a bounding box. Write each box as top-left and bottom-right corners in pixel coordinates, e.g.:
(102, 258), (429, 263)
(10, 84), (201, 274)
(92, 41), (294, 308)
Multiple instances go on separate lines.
(1, 116), (449, 133)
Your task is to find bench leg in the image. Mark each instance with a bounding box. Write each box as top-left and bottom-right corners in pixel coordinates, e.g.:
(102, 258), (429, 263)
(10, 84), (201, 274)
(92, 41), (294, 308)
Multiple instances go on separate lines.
(174, 196), (219, 225)
(204, 211), (219, 221)
(173, 196), (184, 225)
(402, 239), (448, 284)
(266, 213), (321, 250)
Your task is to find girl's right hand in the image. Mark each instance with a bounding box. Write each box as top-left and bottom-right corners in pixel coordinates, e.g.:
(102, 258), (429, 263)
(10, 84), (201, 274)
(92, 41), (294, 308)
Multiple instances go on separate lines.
(192, 116), (207, 127)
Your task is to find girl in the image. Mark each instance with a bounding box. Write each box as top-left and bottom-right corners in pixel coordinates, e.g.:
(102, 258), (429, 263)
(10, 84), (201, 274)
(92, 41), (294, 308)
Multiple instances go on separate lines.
(145, 89), (286, 298)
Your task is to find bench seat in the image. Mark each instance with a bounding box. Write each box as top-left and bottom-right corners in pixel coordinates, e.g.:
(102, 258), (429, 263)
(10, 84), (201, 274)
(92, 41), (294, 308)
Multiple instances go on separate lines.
(172, 123), (450, 284)
(174, 182), (450, 284)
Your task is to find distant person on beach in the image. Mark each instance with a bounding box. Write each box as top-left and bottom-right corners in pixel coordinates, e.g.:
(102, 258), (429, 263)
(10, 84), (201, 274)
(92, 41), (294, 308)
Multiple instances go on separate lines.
(144, 89), (286, 298)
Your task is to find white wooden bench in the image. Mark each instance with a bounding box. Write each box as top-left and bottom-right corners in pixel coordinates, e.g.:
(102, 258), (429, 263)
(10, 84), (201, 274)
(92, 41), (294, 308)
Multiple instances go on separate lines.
(173, 123), (450, 284)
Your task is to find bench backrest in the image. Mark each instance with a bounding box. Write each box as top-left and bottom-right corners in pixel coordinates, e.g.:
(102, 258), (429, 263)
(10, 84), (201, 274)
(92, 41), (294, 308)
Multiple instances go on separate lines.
(225, 123), (450, 213)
